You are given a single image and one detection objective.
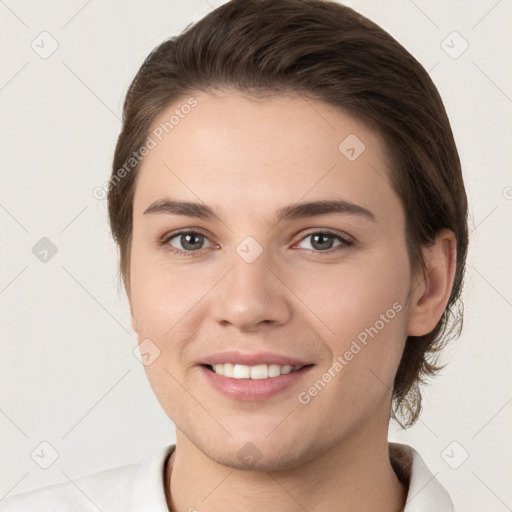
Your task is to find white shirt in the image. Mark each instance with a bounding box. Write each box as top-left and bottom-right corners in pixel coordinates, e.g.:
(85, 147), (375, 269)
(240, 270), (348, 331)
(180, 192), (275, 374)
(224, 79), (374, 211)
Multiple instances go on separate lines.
(0, 443), (454, 511)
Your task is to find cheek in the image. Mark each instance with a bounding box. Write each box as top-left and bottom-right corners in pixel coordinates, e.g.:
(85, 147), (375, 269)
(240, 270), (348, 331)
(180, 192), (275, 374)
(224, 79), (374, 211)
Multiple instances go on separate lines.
(129, 242), (219, 382)
(129, 246), (212, 420)
(288, 249), (410, 341)
(130, 239), (203, 335)
(286, 248), (411, 395)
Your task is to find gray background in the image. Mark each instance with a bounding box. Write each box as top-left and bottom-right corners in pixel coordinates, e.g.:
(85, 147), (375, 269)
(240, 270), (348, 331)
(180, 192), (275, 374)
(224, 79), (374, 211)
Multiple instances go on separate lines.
(0, 0), (511, 510)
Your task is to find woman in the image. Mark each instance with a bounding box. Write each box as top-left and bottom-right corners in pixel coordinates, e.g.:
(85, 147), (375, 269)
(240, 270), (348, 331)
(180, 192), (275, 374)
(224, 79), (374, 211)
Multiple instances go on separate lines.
(1, 0), (468, 510)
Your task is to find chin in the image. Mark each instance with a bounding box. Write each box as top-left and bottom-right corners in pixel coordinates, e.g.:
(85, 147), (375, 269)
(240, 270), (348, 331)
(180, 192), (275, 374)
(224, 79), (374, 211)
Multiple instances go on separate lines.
(208, 443), (311, 473)
(187, 427), (325, 474)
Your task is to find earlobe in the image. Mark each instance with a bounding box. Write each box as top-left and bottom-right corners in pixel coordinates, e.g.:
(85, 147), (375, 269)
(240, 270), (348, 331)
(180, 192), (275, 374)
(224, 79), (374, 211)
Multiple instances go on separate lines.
(406, 229), (457, 337)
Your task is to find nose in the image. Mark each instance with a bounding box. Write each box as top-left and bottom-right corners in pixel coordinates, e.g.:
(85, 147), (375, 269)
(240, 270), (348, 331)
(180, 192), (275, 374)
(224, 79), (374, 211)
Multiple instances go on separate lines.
(210, 250), (292, 332)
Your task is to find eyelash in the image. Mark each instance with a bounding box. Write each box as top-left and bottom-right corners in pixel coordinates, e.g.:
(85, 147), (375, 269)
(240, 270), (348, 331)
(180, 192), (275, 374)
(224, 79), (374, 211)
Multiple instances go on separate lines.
(159, 228), (354, 258)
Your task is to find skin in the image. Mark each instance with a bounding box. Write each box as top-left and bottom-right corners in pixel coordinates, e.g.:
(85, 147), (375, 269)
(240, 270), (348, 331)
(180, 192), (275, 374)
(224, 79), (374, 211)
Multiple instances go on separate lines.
(128, 91), (457, 512)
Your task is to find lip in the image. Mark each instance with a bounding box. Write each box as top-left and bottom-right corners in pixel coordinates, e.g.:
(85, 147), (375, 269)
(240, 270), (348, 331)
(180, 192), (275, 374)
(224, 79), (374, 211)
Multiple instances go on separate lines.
(200, 350), (312, 367)
(199, 364), (315, 401)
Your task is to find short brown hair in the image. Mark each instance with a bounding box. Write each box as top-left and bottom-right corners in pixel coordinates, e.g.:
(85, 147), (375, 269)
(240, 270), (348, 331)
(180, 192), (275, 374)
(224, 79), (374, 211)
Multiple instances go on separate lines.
(108, 0), (468, 427)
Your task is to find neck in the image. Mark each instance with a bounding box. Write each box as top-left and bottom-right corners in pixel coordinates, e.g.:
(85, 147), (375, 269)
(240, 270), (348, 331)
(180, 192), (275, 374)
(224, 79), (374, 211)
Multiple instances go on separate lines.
(165, 427), (407, 512)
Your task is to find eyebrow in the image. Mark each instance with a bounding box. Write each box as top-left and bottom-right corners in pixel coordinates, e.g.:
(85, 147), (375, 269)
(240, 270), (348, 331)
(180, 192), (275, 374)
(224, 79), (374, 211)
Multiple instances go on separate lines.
(143, 198), (376, 223)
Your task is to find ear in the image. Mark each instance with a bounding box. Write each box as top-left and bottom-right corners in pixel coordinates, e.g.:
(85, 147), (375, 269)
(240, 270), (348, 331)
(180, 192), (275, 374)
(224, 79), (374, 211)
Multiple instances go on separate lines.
(407, 229), (457, 336)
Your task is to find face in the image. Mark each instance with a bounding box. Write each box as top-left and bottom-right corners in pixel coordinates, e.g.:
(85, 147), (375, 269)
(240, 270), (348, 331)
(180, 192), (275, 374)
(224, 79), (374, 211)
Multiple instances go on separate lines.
(129, 91), (413, 470)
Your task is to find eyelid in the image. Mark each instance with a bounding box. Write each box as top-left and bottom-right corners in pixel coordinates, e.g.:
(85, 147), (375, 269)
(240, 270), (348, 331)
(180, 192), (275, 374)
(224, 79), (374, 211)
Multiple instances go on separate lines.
(160, 228), (219, 256)
(292, 228), (354, 248)
(301, 227), (353, 240)
(160, 227), (354, 256)
(161, 227), (212, 242)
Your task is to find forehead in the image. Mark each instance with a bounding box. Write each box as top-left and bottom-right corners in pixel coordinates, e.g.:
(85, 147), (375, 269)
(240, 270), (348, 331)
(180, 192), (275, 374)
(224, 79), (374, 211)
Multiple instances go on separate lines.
(133, 91), (400, 224)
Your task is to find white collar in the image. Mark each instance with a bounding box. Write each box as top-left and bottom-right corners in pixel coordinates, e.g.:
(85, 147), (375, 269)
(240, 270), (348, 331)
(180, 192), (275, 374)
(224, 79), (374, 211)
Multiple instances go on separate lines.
(129, 444), (174, 512)
(390, 442), (454, 511)
(129, 443), (453, 511)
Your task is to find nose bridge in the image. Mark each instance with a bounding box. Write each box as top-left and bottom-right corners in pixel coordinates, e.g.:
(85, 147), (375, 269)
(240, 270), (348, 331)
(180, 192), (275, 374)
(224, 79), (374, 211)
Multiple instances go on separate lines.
(211, 239), (291, 330)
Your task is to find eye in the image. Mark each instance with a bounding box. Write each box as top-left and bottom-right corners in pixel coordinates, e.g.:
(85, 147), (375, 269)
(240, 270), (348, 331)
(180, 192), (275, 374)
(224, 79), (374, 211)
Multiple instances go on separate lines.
(295, 230), (353, 252)
(164, 231), (215, 254)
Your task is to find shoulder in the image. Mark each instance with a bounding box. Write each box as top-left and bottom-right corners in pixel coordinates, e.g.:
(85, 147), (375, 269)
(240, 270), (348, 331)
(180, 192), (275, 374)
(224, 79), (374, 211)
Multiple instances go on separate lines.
(389, 442), (454, 512)
(0, 463), (136, 512)
(0, 445), (174, 512)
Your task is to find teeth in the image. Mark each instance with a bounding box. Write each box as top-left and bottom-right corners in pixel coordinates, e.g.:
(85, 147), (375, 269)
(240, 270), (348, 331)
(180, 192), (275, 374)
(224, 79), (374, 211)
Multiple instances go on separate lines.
(210, 363), (302, 379)
(268, 364), (282, 378)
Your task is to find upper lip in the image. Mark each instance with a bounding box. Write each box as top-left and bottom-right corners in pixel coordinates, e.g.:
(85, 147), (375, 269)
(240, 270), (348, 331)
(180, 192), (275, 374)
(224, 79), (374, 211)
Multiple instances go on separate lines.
(200, 351), (313, 367)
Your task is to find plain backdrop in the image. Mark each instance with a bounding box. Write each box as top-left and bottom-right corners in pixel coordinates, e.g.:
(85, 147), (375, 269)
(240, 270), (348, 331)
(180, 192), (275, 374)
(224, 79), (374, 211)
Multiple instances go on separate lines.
(0, 1), (511, 510)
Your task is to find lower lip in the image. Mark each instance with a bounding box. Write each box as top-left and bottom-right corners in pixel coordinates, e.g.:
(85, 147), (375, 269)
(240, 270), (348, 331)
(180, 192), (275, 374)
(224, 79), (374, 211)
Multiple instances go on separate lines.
(199, 365), (314, 401)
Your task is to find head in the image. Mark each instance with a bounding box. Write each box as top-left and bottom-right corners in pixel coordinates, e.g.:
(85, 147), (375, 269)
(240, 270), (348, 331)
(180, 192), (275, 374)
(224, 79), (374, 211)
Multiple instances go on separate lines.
(107, 0), (468, 467)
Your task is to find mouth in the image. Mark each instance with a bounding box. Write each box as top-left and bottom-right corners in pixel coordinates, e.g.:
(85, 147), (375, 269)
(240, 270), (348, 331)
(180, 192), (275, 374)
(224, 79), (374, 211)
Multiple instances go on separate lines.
(202, 363), (314, 379)
(199, 362), (316, 401)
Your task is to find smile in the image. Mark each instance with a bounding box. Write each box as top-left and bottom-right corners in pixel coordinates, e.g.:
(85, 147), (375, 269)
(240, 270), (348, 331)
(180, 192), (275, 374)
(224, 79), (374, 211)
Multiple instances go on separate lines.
(200, 363), (315, 401)
(205, 363), (306, 379)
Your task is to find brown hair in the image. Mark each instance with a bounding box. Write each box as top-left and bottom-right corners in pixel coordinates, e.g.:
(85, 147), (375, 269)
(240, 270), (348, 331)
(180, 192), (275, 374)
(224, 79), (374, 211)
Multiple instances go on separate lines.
(108, 0), (468, 427)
